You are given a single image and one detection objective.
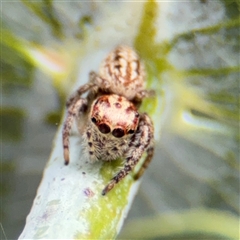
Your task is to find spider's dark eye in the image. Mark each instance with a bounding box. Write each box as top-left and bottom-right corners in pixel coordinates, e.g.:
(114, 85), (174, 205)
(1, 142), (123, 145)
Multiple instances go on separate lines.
(112, 128), (125, 138)
(98, 123), (111, 134)
(135, 112), (140, 118)
(91, 117), (97, 124)
(127, 129), (134, 134)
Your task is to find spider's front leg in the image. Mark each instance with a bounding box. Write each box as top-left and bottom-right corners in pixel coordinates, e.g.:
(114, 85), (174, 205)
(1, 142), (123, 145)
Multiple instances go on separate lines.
(134, 145), (154, 180)
(66, 71), (101, 108)
(102, 113), (154, 195)
(63, 72), (101, 164)
(63, 98), (88, 165)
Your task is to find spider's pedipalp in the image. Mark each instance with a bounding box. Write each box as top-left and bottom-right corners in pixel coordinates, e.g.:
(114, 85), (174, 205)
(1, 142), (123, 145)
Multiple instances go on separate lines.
(63, 98), (88, 165)
(102, 113), (154, 195)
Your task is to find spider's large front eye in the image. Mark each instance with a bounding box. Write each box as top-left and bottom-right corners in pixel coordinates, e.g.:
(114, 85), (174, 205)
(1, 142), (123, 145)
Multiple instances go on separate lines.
(112, 128), (125, 138)
(98, 123), (111, 134)
(91, 117), (97, 124)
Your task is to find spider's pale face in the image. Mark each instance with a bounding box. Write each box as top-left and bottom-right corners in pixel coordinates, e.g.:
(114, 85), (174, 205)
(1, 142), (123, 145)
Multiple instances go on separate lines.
(90, 94), (139, 138)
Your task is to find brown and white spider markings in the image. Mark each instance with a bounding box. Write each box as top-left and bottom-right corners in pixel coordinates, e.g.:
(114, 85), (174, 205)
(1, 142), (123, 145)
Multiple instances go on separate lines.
(62, 46), (154, 195)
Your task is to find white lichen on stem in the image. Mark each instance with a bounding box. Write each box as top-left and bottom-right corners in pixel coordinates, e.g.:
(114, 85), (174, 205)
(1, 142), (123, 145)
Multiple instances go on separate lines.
(19, 123), (142, 239)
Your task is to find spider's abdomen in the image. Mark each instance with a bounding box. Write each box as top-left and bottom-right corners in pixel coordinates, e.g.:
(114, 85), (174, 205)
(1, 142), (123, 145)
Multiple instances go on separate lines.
(99, 46), (145, 100)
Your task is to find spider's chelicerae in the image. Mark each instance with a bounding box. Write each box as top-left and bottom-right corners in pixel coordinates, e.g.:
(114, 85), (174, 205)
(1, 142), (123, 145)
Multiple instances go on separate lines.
(63, 46), (154, 195)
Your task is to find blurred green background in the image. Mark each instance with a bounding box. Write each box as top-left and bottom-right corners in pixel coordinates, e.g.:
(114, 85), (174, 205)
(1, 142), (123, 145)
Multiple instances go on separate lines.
(1, 1), (239, 239)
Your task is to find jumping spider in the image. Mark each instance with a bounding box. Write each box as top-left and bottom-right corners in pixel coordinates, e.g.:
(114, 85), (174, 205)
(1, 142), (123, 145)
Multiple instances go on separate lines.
(63, 46), (154, 195)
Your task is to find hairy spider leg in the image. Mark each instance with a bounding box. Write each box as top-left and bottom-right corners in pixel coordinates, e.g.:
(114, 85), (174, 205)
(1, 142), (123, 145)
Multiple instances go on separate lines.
(66, 82), (96, 107)
(134, 89), (155, 102)
(63, 71), (101, 164)
(102, 113), (154, 195)
(134, 145), (154, 180)
(63, 98), (88, 165)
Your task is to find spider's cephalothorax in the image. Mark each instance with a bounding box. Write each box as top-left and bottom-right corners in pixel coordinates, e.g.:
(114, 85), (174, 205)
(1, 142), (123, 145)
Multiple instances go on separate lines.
(84, 94), (140, 162)
(62, 46), (154, 195)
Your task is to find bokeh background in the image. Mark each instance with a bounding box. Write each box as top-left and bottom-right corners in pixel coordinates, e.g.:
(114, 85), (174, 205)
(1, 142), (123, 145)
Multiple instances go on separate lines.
(1, 1), (239, 239)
